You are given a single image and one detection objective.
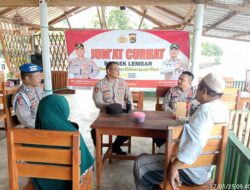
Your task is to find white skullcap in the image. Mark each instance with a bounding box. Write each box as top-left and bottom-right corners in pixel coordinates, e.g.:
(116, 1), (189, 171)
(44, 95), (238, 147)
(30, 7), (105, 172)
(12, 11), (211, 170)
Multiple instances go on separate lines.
(202, 73), (226, 93)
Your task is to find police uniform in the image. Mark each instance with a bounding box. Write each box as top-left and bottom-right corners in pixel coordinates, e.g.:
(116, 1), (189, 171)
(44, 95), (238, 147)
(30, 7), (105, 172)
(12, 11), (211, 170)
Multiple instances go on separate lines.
(160, 59), (189, 80)
(92, 76), (133, 154)
(69, 57), (99, 79)
(162, 86), (194, 113)
(12, 63), (44, 128)
(93, 76), (133, 112)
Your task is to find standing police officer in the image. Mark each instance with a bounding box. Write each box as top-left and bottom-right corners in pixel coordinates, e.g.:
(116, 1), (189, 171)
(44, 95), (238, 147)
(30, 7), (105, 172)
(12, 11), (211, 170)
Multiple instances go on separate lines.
(68, 43), (99, 79)
(92, 61), (133, 155)
(160, 44), (189, 80)
(12, 63), (44, 128)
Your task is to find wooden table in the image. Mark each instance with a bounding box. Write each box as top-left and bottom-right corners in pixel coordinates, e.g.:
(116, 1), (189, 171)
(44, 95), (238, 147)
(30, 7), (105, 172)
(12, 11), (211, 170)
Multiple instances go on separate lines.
(90, 110), (181, 188)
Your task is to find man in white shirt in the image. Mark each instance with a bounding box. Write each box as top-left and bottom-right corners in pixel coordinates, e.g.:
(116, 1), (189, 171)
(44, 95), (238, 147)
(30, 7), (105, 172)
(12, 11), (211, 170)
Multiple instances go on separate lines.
(133, 73), (229, 190)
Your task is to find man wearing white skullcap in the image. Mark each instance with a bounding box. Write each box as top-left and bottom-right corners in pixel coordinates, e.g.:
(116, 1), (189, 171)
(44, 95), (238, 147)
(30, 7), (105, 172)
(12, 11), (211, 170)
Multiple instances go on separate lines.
(133, 73), (229, 190)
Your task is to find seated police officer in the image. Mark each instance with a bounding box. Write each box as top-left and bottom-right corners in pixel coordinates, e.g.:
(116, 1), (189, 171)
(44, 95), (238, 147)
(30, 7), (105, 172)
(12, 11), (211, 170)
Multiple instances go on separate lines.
(92, 61), (133, 155)
(12, 63), (44, 128)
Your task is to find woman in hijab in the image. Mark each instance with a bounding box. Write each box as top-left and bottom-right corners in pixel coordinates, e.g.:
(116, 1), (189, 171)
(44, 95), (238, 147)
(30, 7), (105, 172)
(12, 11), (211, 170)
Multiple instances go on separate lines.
(32, 94), (94, 190)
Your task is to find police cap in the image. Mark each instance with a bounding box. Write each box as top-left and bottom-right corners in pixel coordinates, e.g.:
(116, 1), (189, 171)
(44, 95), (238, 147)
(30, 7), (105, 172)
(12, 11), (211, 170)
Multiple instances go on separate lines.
(170, 43), (179, 50)
(75, 43), (84, 49)
(19, 63), (42, 73)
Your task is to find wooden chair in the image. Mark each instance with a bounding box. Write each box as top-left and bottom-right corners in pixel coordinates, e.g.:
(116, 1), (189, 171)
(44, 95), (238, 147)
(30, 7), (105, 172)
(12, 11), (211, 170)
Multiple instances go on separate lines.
(4, 85), (20, 129)
(160, 123), (228, 190)
(132, 91), (144, 110)
(221, 88), (240, 110)
(0, 80), (7, 131)
(102, 91), (144, 157)
(7, 128), (93, 190)
(223, 77), (234, 88)
(155, 86), (171, 111)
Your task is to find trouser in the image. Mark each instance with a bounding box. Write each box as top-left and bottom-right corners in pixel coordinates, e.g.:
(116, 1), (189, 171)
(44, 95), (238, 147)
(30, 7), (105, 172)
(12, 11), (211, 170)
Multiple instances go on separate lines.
(133, 154), (195, 190)
(90, 128), (129, 150)
(153, 138), (166, 148)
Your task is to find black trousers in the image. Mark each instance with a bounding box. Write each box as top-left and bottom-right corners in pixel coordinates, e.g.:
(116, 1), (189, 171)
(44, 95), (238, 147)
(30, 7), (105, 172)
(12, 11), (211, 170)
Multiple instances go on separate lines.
(153, 138), (166, 148)
(90, 128), (129, 150)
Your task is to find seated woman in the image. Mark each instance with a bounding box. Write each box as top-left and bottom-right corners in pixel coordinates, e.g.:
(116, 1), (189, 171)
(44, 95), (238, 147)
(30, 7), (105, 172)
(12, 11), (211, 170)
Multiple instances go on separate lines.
(32, 94), (94, 190)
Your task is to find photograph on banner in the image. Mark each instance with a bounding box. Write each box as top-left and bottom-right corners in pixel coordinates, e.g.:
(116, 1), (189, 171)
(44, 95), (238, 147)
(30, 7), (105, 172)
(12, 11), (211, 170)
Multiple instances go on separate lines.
(65, 30), (190, 88)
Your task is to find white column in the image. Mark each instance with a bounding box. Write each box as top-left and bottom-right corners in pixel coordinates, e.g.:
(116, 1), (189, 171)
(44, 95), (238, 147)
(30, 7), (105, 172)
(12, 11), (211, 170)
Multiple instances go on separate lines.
(39, 0), (52, 94)
(191, 4), (204, 84)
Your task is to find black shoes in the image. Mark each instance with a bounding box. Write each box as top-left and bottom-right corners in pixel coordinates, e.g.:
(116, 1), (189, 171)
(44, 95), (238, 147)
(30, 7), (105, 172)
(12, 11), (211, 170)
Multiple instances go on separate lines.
(112, 147), (127, 155)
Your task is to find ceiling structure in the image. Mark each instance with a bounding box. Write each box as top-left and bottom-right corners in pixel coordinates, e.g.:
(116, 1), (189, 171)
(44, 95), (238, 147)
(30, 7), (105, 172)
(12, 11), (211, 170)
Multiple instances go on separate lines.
(0, 0), (250, 42)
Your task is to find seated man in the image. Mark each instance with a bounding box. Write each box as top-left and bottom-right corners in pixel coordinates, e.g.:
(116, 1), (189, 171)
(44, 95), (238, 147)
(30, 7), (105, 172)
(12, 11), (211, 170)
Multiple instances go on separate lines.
(92, 61), (133, 155)
(162, 71), (195, 114)
(134, 73), (229, 190)
(154, 71), (195, 148)
(12, 63), (44, 128)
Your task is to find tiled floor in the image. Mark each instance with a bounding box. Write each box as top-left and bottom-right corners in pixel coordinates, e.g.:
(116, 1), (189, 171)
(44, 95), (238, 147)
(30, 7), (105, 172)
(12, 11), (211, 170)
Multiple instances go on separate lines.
(0, 90), (156, 190)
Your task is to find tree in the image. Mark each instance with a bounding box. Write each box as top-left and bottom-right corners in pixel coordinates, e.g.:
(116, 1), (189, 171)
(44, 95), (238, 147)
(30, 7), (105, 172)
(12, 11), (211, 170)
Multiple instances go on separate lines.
(107, 9), (133, 29)
(91, 7), (148, 29)
(201, 42), (223, 57)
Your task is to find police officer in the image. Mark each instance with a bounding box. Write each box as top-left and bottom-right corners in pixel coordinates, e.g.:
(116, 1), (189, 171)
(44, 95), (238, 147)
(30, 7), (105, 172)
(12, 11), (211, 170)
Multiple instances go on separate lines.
(68, 43), (99, 79)
(160, 43), (189, 80)
(163, 71), (195, 113)
(12, 63), (44, 128)
(92, 61), (133, 155)
(154, 71), (195, 148)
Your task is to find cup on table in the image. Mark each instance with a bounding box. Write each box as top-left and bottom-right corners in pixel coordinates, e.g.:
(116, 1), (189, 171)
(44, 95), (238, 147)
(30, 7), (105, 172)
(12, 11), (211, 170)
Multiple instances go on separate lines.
(133, 112), (146, 123)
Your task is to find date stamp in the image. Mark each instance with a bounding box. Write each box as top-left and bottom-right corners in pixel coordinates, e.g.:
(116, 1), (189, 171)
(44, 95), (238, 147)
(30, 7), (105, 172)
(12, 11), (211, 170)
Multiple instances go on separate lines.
(209, 183), (250, 189)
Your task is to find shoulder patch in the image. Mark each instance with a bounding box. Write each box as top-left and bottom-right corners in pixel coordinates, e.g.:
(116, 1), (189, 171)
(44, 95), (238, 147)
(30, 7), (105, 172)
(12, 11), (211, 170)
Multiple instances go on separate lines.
(17, 96), (24, 105)
(94, 86), (99, 93)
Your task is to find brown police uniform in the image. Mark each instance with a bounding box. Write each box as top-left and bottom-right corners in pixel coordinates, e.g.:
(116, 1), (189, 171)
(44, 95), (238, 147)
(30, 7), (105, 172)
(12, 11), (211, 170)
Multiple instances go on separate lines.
(162, 86), (194, 113)
(12, 84), (44, 128)
(69, 57), (99, 79)
(160, 59), (189, 80)
(93, 76), (133, 112)
(91, 76), (133, 153)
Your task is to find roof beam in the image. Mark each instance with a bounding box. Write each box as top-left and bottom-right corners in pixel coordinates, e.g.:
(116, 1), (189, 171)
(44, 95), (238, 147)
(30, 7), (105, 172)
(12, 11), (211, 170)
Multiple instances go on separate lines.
(0, 8), (16, 16)
(1, 0), (194, 7)
(127, 6), (165, 27)
(231, 32), (250, 39)
(96, 7), (104, 29)
(196, 0), (250, 12)
(101, 6), (107, 29)
(203, 33), (250, 43)
(48, 7), (83, 25)
(138, 7), (147, 29)
(181, 5), (196, 29)
(203, 11), (237, 34)
(155, 6), (184, 20)
(153, 23), (183, 30)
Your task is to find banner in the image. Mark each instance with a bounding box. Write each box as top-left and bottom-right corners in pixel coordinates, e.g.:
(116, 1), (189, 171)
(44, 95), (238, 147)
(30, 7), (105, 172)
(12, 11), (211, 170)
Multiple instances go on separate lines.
(65, 30), (190, 88)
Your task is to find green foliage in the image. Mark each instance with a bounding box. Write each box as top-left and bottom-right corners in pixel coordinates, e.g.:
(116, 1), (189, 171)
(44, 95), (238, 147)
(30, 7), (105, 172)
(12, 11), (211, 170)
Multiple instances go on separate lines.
(107, 9), (133, 29)
(91, 7), (148, 29)
(201, 42), (223, 57)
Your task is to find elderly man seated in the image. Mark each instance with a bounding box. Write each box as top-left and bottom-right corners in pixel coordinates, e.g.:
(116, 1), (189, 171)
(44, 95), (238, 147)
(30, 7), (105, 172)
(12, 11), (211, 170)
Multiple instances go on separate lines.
(154, 71), (195, 148)
(133, 73), (229, 190)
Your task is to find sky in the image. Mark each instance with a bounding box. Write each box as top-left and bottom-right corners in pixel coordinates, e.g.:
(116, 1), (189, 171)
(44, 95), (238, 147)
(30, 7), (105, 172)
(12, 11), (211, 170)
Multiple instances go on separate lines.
(57, 7), (250, 81)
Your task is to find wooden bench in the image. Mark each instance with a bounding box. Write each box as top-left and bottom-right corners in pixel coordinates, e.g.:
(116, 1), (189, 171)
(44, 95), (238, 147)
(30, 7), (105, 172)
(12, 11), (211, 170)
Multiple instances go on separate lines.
(7, 128), (93, 190)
